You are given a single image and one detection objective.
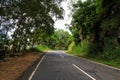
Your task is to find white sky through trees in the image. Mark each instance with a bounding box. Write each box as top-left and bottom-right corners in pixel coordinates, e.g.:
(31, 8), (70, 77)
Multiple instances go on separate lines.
(54, 0), (72, 32)
(54, 0), (86, 32)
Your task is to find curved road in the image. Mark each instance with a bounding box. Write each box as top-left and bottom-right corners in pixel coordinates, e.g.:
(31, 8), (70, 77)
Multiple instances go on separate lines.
(29, 51), (120, 80)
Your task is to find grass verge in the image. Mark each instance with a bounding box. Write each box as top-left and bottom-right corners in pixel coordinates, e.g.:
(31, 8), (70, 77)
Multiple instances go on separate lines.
(82, 56), (120, 69)
(36, 45), (50, 52)
(68, 51), (120, 69)
(68, 41), (120, 69)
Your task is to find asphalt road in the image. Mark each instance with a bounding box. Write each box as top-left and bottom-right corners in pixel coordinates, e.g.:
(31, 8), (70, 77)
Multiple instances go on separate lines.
(29, 51), (120, 80)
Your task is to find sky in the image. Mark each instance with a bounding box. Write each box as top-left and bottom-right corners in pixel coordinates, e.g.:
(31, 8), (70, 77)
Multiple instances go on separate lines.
(54, 0), (86, 32)
(54, 0), (72, 32)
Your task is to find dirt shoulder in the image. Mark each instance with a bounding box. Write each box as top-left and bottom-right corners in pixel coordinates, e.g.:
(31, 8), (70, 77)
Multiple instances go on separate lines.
(0, 52), (44, 80)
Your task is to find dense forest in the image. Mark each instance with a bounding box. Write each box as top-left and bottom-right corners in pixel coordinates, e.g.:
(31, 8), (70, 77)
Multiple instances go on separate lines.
(69, 0), (120, 65)
(0, 0), (120, 67)
(0, 0), (64, 53)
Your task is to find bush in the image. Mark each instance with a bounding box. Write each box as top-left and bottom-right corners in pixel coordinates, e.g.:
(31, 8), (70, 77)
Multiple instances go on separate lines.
(100, 38), (120, 62)
(68, 38), (120, 63)
(68, 40), (89, 56)
(68, 42), (75, 53)
(86, 44), (98, 57)
(36, 45), (50, 51)
(30, 45), (50, 52)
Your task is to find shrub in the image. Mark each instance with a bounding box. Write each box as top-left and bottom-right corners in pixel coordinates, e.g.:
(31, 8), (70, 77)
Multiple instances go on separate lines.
(100, 38), (120, 62)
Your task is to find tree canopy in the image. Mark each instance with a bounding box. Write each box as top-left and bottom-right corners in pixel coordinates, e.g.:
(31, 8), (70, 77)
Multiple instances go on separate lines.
(70, 0), (120, 61)
(0, 0), (63, 52)
(40, 29), (72, 50)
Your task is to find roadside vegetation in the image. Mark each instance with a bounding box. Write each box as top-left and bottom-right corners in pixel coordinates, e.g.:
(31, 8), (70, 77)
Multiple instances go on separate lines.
(68, 0), (120, 68)
(0, 1), (64, 80)
(36, 45), (50, 52)
(32, 29), (72, 51)
(1, 0), (120, 79)
(0, 0), (63, 57)
(45, 29), (73, 50)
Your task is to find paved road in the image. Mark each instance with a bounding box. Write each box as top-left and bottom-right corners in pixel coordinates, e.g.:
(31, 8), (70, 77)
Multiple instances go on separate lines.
(29, 51), (120, 80)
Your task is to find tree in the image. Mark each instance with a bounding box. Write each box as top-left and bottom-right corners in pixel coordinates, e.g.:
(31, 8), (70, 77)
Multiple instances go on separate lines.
(70, 0), (120, 60)
(71, 0), (98, 44)
(45, 29), (72, 50)
(1, 0), (63, 52)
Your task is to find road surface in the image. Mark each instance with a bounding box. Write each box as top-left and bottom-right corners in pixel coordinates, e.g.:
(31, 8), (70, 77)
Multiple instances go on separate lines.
(29, 51), (120, 80)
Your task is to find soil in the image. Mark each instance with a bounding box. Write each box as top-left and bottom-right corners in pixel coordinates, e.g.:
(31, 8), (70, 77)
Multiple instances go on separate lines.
(0, 52), (44, 80)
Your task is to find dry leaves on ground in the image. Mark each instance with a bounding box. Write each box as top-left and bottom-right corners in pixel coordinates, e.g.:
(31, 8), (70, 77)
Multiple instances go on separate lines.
(0, 52), (42, 80)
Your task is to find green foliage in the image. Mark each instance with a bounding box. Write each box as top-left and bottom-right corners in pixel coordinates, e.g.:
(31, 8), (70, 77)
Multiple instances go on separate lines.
(100, 38), (120, 62)
(1, 0), (63, 53)
(36, 45), (50, 52)
(68, 42), (75, 53)
(70, 0), (98, 44)
(30, 44), (49, 52)
(70, 0), (120, 64)
(45, 29), (73, 50)
(86, 44), (100, 57)
(68, 40), (89, 56)
(68, 41), (101, 57)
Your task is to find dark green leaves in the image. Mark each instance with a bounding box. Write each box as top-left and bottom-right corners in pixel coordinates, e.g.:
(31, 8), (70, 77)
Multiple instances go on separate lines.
(0, 0), (63, 52)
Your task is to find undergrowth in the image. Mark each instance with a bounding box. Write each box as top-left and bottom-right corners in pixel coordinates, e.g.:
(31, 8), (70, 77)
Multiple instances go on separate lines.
(68, 39), (120, 68)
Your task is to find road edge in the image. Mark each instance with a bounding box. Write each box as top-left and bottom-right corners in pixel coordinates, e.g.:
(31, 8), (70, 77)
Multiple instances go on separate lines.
(16, 53), (45, 80)
(66, 52), (120, 71)
(28, 54), (46, 80)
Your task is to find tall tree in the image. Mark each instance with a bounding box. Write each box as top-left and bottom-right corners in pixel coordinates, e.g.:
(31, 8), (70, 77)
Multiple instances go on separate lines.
(45, 29), (72, 50)
(71, 0), (98, 44)
(70, 0), (120, 59)
(1, 0), (63, 52)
